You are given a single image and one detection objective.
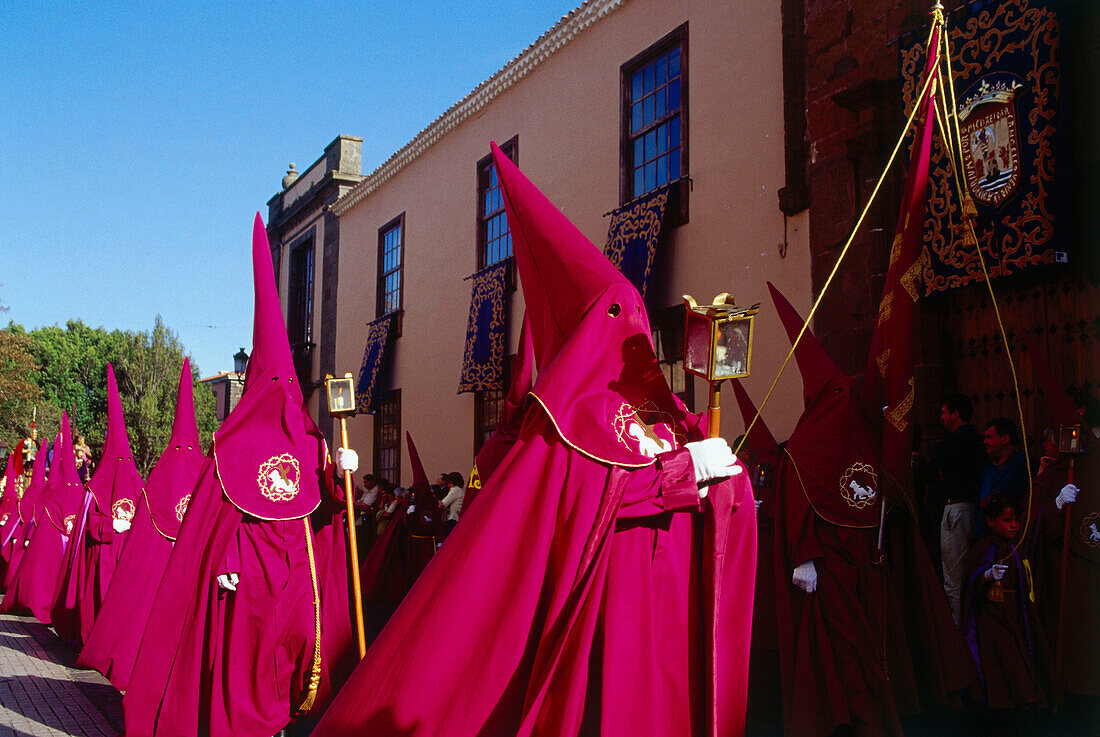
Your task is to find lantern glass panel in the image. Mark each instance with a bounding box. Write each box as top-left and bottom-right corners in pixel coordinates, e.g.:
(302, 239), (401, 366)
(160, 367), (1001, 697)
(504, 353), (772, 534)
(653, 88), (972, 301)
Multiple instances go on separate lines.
(713, 318), (751, 379)
(1058, 425), (1085, 455)
(684, 312), (712, 376)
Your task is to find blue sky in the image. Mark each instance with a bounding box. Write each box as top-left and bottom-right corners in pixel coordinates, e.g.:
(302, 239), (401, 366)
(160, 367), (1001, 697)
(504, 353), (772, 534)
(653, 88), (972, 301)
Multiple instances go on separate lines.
(0, 1), (578, 377)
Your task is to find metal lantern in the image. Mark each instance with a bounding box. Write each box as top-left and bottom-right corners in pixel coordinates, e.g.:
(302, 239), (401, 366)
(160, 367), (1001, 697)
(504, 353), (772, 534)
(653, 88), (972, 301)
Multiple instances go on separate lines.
(233, 348), (250, 375)
(1058, 424), (1086, 455)
(683, 293), (759, 437)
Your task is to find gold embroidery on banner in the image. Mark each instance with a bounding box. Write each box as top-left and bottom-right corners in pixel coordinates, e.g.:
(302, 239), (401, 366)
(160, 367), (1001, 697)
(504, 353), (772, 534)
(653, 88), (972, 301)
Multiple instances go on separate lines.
(257, 454), (301, 503)
(839, 462), (879, 509)
(112, 498), (136, 522)
(900, 252), (927, 302)
(876, 348), (891, 379)
(885, 377), (915, 432)
(877, 291), (894, 327)
(175, 494), (191, 522)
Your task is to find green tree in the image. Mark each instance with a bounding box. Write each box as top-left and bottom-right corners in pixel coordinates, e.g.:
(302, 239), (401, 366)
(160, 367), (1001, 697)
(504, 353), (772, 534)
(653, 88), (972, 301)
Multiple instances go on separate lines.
(4, 317), (217, 475)
(0, 328), (61, 447)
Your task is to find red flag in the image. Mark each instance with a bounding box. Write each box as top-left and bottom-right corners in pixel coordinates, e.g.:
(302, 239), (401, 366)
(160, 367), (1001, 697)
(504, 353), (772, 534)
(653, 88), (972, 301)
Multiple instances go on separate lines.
(863, 26), (941, 507)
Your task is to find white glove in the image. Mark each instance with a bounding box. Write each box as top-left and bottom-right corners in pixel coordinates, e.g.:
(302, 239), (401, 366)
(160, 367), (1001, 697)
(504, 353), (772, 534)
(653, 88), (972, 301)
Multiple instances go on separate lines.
(1056, 484), (1079, 510)
(217, 572), (240, 592)
(112, 518), (131, 534)
(685, 438), (742, 486)
(755, 499), (763, 513)
(406, 504), (416, 514)
(336, 448), (359, 475)
(792, 560), (818, 593)
(984, 563), (1008, 582)
(24, 538), (30, 547)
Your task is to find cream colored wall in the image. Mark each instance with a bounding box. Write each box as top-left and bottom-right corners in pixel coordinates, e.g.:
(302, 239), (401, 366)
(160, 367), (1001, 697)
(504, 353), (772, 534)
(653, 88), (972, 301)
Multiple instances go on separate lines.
(335, 0), (812, 482)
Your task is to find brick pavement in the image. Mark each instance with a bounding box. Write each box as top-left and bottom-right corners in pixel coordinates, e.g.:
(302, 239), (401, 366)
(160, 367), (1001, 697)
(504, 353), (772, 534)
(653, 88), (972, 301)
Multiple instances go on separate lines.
(0, 600), (121, 737)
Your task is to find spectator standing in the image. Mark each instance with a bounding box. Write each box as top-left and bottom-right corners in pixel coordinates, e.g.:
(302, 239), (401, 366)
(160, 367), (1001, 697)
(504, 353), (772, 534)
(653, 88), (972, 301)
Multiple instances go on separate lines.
(439, 472), (465, 536)
(928, 393), (986, 625)
(980, 417), (1029, 521)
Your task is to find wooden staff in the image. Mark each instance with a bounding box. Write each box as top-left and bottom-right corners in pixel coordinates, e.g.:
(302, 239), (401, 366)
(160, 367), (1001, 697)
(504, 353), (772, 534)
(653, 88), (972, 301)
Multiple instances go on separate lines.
(338, 413), (367, 659)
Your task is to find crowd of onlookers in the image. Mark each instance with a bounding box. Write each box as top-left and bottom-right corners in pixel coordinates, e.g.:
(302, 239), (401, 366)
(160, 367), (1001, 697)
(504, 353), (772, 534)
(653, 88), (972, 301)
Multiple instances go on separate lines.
(351, 471), (466, 556)
(908, 392), (1098, 734)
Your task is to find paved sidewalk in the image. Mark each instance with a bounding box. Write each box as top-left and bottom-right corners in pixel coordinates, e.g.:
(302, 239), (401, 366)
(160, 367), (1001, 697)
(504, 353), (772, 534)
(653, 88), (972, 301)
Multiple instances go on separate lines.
(0, 604), (121, 737)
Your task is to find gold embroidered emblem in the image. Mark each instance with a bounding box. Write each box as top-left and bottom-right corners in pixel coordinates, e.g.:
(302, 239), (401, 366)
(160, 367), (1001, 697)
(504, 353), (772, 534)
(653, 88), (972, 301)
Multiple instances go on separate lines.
(612, 401), (682, 458)
(1081, 512), (1100, 548)
(175, 494), (191, 522)
(839, 462), (878, 509)
(258, 454), (301, 502)
(112, 498), (136, 522)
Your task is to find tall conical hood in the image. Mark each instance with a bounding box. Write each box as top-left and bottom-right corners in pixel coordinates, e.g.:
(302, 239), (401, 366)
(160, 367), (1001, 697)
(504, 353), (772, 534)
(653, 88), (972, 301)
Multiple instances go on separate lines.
(211, 214), (326, 520)
(490, 143), (686, 467)
(1022, 335), (1080, 428)
(144, 358), (205, 539)
(405, 432), (430, 499)
(171, 358), (200, 441)
(767, 282), (846, 405)
(87, 363), (144, 523)
(731, 379), (780, 460)
(245, 212), (296, 390)
(491, 142), (636, 372)
(770, 286), (881, 528)
(42, 412), (86, 534)
(22, 438), (50, 523)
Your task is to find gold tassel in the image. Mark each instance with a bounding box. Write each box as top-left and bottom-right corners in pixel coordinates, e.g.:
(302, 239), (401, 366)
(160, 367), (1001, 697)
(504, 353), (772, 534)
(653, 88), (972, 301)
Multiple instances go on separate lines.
(294, 517), (324, 716)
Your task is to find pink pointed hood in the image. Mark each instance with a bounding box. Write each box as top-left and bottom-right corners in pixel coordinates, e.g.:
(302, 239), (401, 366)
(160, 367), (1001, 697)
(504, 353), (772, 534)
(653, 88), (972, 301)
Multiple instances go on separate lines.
(490, 143), (686, 467)
(731, 379), (781, 517)
(212, 213), (327, 520)
(767, 282), (846, 406)
(405, 432), (430, 501)
(42, 412), (86, 535)
(144, 358), (205, 539)
(768, 283), (880, 528)
(86, 363), (144, 524)
(21, 438), (50, 524)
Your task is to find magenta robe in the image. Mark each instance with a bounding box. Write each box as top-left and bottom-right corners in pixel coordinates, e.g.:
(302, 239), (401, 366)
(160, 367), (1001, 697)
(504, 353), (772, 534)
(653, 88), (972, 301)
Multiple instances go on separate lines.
(312, 406), (756, 736)
(122, 459), (355, 737)
(75, 495), (174, 687)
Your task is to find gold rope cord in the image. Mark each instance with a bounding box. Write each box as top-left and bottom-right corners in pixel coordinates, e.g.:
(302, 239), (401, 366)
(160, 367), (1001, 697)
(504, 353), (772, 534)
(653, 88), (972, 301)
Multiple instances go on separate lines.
(934, 24), (1035, 563)
(734, 19), (940, 457)
(294, 517), (324, 715)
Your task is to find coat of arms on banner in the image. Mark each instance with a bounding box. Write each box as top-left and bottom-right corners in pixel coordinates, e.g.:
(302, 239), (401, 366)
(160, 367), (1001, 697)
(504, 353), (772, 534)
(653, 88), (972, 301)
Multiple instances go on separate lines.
(958, 75), (1023, 208)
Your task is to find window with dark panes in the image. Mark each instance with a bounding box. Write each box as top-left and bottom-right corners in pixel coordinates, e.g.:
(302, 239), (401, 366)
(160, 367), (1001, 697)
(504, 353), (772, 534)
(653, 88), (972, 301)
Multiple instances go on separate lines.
(374, 390), (401, 486)
(377, 214), (404, 318)
(473, 353), (514, 454)
(287, 238), (314, 348)
(478, 138), (517, 269)
(623, 26), (687, 201)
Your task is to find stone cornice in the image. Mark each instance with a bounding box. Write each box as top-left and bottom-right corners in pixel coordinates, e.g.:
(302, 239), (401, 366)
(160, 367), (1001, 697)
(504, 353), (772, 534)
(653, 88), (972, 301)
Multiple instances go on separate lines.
(332, 0), (625, 217)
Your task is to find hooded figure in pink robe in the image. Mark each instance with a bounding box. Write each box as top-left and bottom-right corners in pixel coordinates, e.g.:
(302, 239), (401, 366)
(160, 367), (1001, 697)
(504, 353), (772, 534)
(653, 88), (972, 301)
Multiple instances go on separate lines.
(2, 414), (84, 623)
(312, 143), (757, 737)
(77, 358), (205, 688)
(358, 432), (441, 608)
(53, 362), (145, 643)
(0, 447), (26, 582)
(769, 284), (971, 737)
(122, 214), (354, 737)
(0, 438), (49, 590)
